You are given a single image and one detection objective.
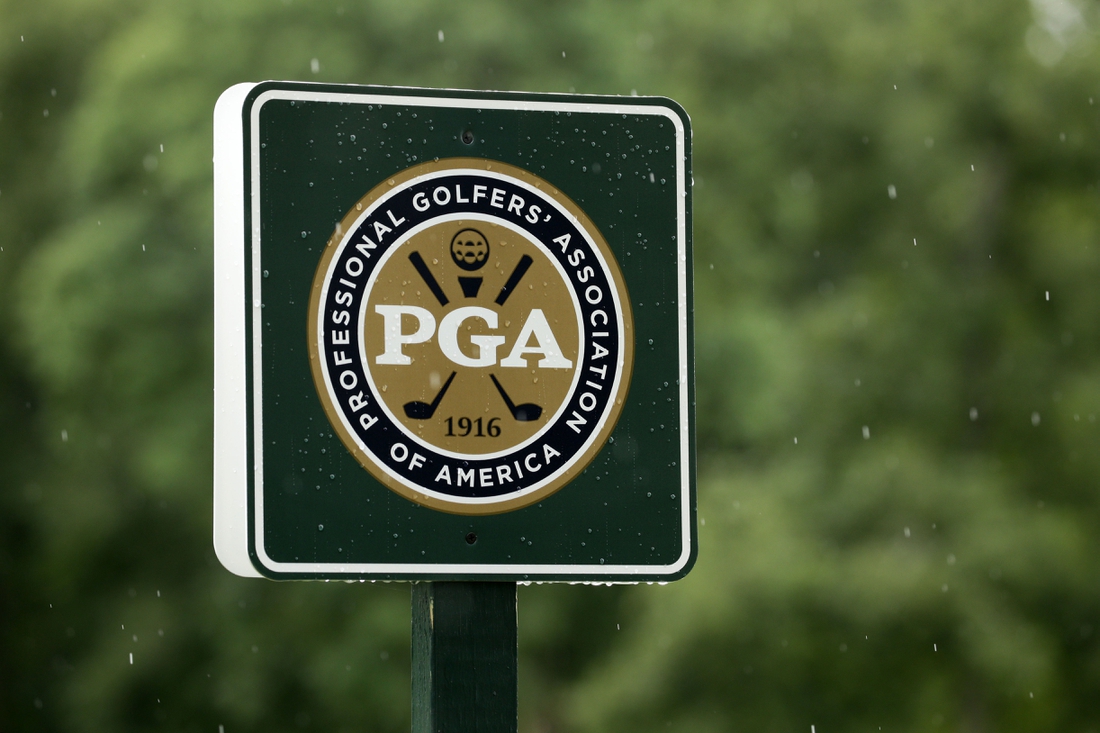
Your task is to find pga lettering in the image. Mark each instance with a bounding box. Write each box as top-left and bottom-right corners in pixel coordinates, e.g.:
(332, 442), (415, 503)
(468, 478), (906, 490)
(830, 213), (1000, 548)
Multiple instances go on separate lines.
(374, 305), (573, 369)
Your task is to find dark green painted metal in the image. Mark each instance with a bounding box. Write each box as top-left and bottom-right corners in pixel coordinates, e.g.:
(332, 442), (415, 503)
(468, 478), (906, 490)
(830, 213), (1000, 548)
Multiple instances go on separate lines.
(412, 582), (517, 733)
(242, 82), (695, 580)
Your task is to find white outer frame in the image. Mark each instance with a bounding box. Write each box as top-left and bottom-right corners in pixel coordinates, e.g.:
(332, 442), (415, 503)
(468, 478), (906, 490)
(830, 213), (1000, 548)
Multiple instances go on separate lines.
(213, 82), (691, 579)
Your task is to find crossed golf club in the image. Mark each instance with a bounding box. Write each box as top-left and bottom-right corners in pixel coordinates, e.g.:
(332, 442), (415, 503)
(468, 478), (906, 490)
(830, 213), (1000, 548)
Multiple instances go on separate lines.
(401, 250), (542, 422)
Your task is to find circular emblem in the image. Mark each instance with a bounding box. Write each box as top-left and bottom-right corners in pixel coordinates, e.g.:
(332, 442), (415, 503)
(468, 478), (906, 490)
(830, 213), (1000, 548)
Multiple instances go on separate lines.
(308, 158), (633, 514)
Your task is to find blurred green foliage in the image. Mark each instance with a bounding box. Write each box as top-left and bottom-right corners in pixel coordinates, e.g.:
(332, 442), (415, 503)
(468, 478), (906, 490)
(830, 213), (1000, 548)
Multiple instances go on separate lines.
(2, 0), (1099, 731)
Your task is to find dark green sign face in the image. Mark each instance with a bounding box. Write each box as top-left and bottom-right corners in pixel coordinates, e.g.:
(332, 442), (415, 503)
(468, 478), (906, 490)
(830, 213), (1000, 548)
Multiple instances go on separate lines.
(213, 81), (695, 581)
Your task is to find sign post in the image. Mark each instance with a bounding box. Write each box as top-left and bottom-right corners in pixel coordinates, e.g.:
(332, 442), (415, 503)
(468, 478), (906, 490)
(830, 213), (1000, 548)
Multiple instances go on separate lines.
(214, 81), (694, 728)
(412, 582), (517, 732)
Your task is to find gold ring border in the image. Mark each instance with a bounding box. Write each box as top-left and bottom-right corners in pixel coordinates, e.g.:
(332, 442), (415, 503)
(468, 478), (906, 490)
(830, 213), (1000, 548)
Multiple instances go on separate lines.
(306, 158), (635, 515)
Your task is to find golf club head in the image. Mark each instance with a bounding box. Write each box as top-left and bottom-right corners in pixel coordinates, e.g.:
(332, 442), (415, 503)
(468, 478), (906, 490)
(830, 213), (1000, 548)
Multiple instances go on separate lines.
(403, 401), (434, 419)
(513, 404), (542, 421)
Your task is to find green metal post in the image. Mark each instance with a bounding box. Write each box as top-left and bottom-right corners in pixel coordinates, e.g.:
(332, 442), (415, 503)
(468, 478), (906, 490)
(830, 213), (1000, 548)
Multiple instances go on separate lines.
(412, 582), (518, 733)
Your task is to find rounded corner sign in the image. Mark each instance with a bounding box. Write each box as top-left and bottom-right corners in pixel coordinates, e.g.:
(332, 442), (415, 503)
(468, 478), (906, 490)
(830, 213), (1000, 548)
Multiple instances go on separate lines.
(214, 82), (695, 581)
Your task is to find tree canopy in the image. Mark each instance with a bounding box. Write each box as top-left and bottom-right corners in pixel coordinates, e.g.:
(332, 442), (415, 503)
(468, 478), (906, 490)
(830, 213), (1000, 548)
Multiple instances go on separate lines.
(1, 0), (1098, 731)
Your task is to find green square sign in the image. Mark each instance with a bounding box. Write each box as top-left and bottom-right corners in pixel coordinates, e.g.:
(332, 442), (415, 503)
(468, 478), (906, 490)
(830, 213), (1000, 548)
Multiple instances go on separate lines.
(214, 81), (695, 581)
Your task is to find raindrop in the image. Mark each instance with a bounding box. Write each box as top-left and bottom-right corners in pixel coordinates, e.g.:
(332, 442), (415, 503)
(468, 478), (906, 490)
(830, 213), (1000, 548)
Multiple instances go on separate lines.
(301, 231), (308, 238)
(318, 524), (324, 531)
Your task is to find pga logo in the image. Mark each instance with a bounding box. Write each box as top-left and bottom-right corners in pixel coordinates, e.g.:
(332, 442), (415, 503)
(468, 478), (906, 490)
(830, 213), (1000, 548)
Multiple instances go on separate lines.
(309, 159), (633, 515)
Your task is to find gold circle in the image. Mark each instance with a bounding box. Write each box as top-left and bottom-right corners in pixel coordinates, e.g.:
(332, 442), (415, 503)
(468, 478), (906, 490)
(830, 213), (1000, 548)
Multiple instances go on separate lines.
(364, 219), (579, 456)
(307, 158), (634, 515)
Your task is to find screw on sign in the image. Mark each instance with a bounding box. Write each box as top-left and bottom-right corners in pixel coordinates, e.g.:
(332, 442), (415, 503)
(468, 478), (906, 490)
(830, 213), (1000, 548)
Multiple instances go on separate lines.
(213, 82), (694, 733)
